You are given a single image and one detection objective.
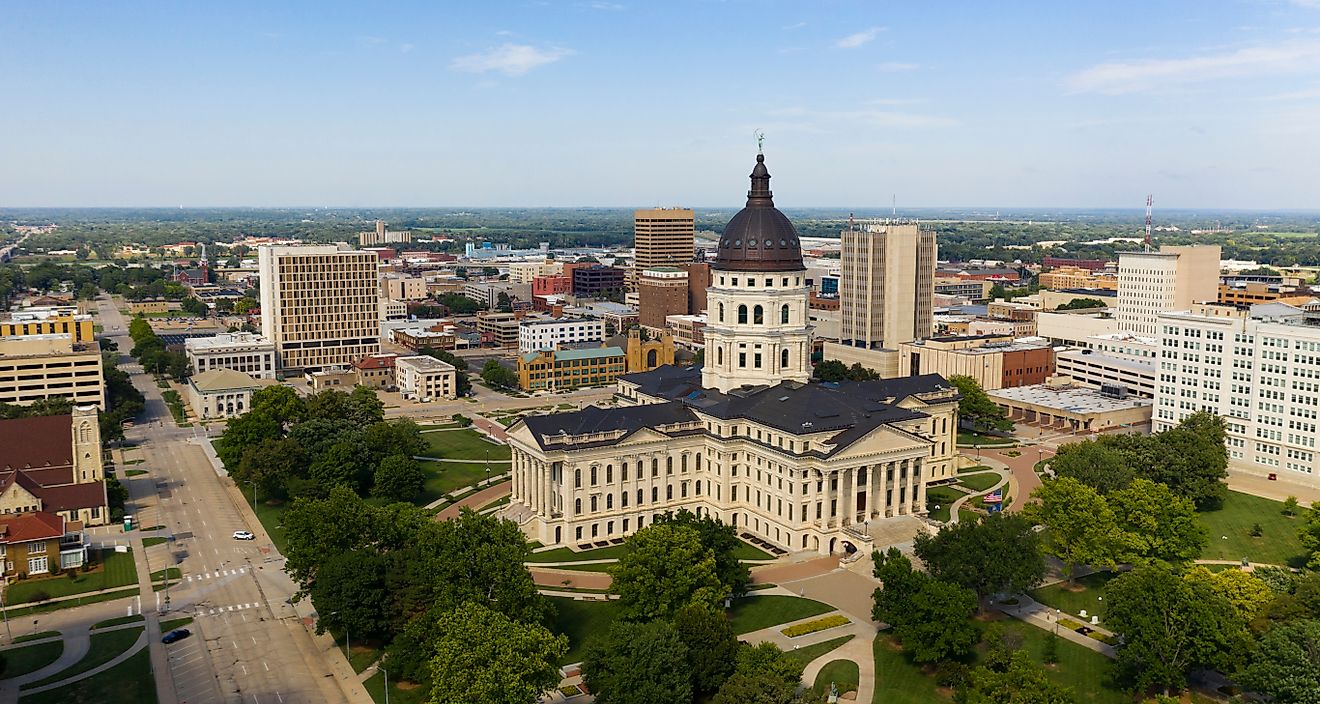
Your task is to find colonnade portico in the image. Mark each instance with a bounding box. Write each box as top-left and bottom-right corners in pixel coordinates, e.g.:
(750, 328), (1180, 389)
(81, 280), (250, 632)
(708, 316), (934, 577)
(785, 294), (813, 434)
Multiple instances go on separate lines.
(805, 457), (925, 532)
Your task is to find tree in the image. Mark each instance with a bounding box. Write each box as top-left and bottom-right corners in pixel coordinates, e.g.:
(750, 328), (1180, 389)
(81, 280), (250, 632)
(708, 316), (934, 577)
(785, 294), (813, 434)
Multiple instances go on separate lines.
(609, 523), (729, 621)
(282, 487), (385, 584)
(481, 359), (519, 390)
(363, 420), (427, 464)
(583, 620), (691, 704)
(1301, 502), (1320, 569)
(310, 439), (370, 494)
(1239, 619), (1320, 704)
(496, 291), (513, 312)
(1284, 496), (1300, 517)
(1147, 411), (1228, 508)
(949, 375), (1013, 433)
(1108, 479), (1207, 565)
(236, 437), (307, 499)
(732, 642), (803, 689)
(871, 548), (979, 663)
(216, 412), (282, 470)
(653, 509), (751, 597)
(250, 385), (305, 424)
(427, 602), (567, 704)
(673, 603), (739, 696)
(372, 455), (425, 503)
(1055, 297), (1106, 311)
(846, 362), (880, 381)
(1183, 567), (1273, 623)
(914, 513), (1047, 604)
(180, 297), (209, 317)
(960, 651), (1077, 704)
(1048, 440), (1135, 494)
(813, 359), (848, 382)
(711, 642), (803, 704)
(1022, 478), (1133, 581)
(346, 385), (385, 426)
(308, 551), (392, 641)
(1103, 566), (1250, 694)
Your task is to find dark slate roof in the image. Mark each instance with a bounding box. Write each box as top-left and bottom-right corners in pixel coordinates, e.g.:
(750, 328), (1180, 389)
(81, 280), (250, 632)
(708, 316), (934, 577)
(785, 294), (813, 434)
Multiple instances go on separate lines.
(520, 402), (698, 451)
(619, 364), (704, 399)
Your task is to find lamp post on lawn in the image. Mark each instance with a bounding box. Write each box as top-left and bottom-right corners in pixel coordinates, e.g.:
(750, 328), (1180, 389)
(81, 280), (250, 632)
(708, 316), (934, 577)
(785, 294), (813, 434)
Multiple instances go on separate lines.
(1054, 609), (1060, 636)
(247, 480), (258, 510)
(378, 665), (390, 704)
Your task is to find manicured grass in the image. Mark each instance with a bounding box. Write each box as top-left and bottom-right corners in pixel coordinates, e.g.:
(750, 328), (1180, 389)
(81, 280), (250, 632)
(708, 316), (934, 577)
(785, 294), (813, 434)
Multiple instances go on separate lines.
(363, 669), (427, 704)
(813, 659), (860, 698)
(22, 626), (143, 690)
(422, 428), (511, 461)
(872, 634), (949, 704)
(12, 631), (60, 644)
(731, 540), (776, 561)
(549, 596), (621, 665)
(250, 499), (289, 554)
(0, 640), (63, 679)
(995, 619), (1126, 704)
(958, 464), (994, 474)
(527, 544), (631, 563)
(729, 595), (834, 635)
(784, 634), (855, 667)
(92, 614), (144, 629)
(418, 461), (499, 504)
(21, 642), (158, 704)
(957, 432), (1016, 447)
(159, 617), (193, 632)
(5, 550), (138, 604)
(124, 469), (148, 477)
(345, 643), (382, 674)
(926, 486), (965, 522)
(1197, 490), (1310, 567)
(2, 588), (139, 619)
(956, 472), (1003, 493)
(142, 537), (167, 547)
(1030, 571), (1119, 622)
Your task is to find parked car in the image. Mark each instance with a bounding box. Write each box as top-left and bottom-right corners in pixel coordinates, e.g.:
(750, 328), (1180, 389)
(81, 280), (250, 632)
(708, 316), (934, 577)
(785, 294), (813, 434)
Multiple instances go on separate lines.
(232, 530), (255, 540)
(162, 629), (191, 644)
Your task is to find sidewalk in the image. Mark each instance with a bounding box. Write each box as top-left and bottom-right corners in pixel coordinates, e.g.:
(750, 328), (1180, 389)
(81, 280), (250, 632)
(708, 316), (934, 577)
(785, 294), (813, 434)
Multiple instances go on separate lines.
(742, 611), (878, 703)
(947, 466), (1011, 524)
(432, 479), (512, 517)
(993, 593), (1116, 658)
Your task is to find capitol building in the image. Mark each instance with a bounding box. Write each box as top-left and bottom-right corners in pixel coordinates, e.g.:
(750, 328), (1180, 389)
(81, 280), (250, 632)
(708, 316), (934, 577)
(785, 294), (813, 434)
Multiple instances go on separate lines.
(505, 153), (959, 555)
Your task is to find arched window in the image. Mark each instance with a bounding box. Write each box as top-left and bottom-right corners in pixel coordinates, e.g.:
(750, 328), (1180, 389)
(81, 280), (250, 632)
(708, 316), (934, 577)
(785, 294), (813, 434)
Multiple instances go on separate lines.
(696, 480), (702, 495)
(637, 488), (644, 505)
(636, 460), (644, 477)
(606, 465), (613, 483)
(666, 457), (673, 474)
(652, 487), (658, 502)
(621, 464), (628, 481)
(738, 305), (748, 324)
(781, 304), (790, 324)
(651, 459), (659, 477)
(575, 498), (582, 514)
(590, 466), (598, 485)
(718, 302), (725, 322)
(717, 347), (724, 365)
(667, 485), (674, 500)
(606, 494), (613, 509)
(621, 492), (629, 507)
(754, 305), (764, 324)
(574, 469), (581, 488)
(681, 483), (688, 498)
(781, 348), (789, 369)
(590, 496), (598, 512)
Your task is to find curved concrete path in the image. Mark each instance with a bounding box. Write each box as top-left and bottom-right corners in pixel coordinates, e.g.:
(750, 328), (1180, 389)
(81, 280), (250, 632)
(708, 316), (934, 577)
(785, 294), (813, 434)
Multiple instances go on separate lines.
(11, 629), (147, 695)
(947, 467), (1012, 524)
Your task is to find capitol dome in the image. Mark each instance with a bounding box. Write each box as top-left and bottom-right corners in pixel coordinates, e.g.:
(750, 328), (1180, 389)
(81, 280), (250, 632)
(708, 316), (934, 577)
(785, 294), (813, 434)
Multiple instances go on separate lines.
(712, 153), (804, 273)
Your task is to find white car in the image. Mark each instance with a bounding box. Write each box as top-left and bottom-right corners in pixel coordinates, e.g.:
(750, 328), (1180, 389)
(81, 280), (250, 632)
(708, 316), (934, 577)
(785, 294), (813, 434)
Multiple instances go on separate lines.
(232, 530), (255, 541)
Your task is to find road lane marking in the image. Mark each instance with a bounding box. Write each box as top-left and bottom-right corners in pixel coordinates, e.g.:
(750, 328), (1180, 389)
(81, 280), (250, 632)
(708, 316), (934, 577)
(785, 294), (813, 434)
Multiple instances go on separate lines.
(263, 661), (269, 671)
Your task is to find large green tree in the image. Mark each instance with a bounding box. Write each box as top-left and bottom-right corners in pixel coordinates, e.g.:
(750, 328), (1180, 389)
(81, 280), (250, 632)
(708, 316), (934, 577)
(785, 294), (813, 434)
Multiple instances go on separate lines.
(1108, 479), (1206, 565)
(872, 548), (979, 663)
(216, 411), (282, 470)
(236, 437), (307, 500)
(1103, 566), (1251, 694)
(480, 359), (519, 390)
(711, 642), (803, 704)
(1239, 619), (1320, 704)
(949, 375), (1013, 433)
(427, 602), (567, 704)
(372, 454), (425, 503)
(1183, 567), (1274, 624)
(1300, 502), (1320, 570)
(1047, 440), (1135, 494)
(914, 513), (1047, 604)
(653, 509), (751, 597)
(583, 620), (692, 704)
(673, 603), (739, 696)
(308, 551), (392, 641)
(1023, 478), (1133, 581)
(1148, 411), (1228, 508)
(960, 651), (1077, 704)
(609, 523), (729, 621)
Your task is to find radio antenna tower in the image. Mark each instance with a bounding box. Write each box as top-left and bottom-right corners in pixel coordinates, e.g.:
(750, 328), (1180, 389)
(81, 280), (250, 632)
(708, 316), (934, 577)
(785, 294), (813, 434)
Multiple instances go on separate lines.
(892, 194), (896, 217)
(1144, 194), (1153, 252)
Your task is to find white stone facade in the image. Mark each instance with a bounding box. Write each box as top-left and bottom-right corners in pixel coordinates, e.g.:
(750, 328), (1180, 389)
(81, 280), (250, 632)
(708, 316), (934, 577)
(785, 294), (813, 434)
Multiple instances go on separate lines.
(517, 319), (606, 354)
(701, 269), (812, 393)
(185, 332), (277, 379)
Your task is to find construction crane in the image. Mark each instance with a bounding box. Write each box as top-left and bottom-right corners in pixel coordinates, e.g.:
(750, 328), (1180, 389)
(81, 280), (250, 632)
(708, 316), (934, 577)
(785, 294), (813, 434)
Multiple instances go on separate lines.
(1144, 194), (1153, 251)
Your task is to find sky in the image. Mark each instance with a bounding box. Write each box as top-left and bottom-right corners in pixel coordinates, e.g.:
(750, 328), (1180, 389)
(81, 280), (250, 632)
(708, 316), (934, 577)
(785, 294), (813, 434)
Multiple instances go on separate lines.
(3, 0), (1320, 209)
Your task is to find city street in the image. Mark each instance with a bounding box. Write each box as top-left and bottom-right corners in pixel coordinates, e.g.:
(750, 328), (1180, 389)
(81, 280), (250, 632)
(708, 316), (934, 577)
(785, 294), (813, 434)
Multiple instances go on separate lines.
(90, 296), (357, 704)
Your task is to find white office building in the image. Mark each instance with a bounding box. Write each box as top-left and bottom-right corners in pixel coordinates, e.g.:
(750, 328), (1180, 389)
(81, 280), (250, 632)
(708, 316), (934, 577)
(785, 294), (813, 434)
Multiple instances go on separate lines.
(184, 332), (278, 379)
(1154, 302), (1320, 486)
(1116, 245), (1220, 336)
(518, 319), (605, 354)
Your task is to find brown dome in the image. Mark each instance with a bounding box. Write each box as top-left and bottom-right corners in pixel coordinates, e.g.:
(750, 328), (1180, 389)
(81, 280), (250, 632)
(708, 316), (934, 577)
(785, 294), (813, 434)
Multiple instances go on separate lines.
(713, 153), (804, 272)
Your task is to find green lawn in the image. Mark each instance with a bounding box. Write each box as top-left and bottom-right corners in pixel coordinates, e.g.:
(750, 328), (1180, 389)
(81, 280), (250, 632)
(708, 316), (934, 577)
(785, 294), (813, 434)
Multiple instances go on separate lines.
(549, 597), (622, 665)
(729, 595), (834, 635)
(12, 631), (60, 644)
(995, 620), (1126, 704)
(346, 644), (382, 674)
(250, 499), (289, 554)
(731, 540), (776, 561)
(0, 640), (63, 680)
(2, 588), (139, 619)
(527, 543), (632, 563)
(872, 635), (949, 704)
(956, 472), (1003, 493)
(20, 642), (157, 704)
(22, 627), (143, 690)
(417, 462), (502, 504)
(812, 659), (860, 698)
(926, 486), (966, 522)
(158, 617), (193, 632)
(1197, 490), (1310, 567)
(784, 634), (855, 668)
(6, 550), (138, 604)
(124, 469), (148, 477)
(957, 432), (1016, 447)
(363, 669), (427, 704)
(1029, 571), (1119, 623)
(422, 429), (511, 461)
(92, 614), (144, 630)
(142, 537), (167, 547)
(958, 465), (994, 474)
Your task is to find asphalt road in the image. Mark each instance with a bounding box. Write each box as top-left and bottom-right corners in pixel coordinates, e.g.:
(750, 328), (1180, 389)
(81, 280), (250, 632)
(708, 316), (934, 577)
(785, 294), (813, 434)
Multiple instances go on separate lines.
(95, 296), (351, 704)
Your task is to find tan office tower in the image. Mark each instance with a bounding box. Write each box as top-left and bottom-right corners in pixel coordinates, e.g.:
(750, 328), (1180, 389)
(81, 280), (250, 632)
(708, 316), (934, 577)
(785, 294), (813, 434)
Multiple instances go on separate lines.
(634, 208), (695, 270)
(1116, 245), (1221, 336)
(258, 245), (381, 374)
(839, 221), (936, 350)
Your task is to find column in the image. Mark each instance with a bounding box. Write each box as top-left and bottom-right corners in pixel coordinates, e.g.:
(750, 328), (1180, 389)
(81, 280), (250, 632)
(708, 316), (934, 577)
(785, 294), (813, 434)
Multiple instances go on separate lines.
(544, 463), (554, 517)
(869, 463), (881, 518)
(914, 459), (927, 514)
(827, 470), (837, 528)
(842, 468), (855, 525)
(513, 454), (522, 500)
(883, 461), (894, 518)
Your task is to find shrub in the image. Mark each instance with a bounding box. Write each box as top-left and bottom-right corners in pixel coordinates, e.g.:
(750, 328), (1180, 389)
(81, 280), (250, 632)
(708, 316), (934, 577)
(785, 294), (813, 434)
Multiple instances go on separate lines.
(1251, 523), (1264, 537)
(935, 660), (969, 688)
(1043, 634), (1059, 664)
(26, 590), (50, 604)
(780, 614), (850, 637)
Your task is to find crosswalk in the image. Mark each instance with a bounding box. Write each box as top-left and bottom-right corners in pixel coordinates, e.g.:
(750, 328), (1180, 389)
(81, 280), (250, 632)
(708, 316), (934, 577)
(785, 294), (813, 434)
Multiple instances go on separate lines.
(185, 566), (248, 583)
(198, 602), (263, 617)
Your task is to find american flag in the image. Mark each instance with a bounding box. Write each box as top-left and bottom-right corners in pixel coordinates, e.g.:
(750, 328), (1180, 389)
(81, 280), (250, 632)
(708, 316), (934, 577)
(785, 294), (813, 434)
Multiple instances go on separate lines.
(983, 491), (1003, 504)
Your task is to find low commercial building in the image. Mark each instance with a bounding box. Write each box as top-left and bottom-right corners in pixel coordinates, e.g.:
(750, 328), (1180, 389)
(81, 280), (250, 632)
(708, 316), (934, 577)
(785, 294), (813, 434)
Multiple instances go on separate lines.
(561, 302), (639, 332)
(0, 335), (104, 409)
(571, 266), (625, 298)
(898, 335), (1054, 390)
(187, 368), (273, 419)
(382, 274), (428, 301)
(464, 281), (532, 311)
(518, 346), (627, 391)
(307, 367), (357, 391)
(1037, 288), (1116, 310)
(518, 319), (605, 353)
(666, 314), (706, 347)
(477, 312), (522, 348)
(395, 355), (458, 401)
(967, 319), (1037, 337)
(392, 323), (459, 351)
(1035, 310), (1119, 347)
(989, 377), (1152, 432)
(1055, 349), (1157, 398)
(1038, 266), (1118, 290)
(532, 275), (572, 297)
(353, 353), (399, 389)
(184, 332), (277, 379)
(934, 278), (994, 303)
(508, 260), (563, 284)
(128, 300), (180, 314)
(0, 312), (95, 344)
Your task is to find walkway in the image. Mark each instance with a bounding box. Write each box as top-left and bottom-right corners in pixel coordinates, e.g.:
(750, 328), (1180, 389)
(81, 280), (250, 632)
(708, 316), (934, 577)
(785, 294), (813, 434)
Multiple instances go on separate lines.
(993, 593), (1116, 658)
(434, 480), (512, 519)
(742, 610), (877, 700)
(947, 466), (1011, 524)
(1, 624), (148, 697)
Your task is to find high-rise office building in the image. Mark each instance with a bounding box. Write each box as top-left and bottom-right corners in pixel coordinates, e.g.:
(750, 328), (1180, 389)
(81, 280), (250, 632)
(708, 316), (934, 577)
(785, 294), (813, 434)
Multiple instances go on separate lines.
(1116, 245), (1220, 336)
(633, 208), (695, 270)
(638, 268), (690, 329)
(838, 221), (936, 350)
(258, 245), (381, 374)
(358, 220), (412, 247)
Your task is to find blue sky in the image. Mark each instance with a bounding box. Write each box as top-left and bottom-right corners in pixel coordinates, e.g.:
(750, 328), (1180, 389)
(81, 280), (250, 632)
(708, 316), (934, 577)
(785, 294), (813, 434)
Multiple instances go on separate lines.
(3, 0), (1320, 208)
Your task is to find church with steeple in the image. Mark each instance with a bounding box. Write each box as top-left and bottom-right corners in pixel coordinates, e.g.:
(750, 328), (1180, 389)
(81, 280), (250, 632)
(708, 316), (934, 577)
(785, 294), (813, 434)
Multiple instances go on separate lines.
(504, 152), (960, 555)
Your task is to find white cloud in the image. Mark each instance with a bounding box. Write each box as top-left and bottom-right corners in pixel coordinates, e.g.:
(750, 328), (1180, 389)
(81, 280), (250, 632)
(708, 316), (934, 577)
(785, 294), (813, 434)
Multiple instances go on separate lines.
(875, 62), (919, 72)
(589, 2), (625, 9)
(450, 44), (574, 77)
(835, 26), (885, 49)
(1065, 41), (1320, 94)
(399, 43), (415, 54)
(783, 21), (807, 30)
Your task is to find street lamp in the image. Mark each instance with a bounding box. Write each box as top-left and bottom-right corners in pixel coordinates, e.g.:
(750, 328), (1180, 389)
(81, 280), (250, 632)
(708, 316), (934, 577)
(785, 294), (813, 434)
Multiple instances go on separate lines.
(247, 480), (258, 510)
(377, 665), (390, 704)
(1054, 609), (1060, 636)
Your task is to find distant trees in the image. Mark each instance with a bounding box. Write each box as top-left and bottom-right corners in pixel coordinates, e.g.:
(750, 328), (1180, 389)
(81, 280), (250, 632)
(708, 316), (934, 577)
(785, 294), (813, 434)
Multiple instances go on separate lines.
(480, 360), (519, 390)
(1055, 297), (1106, 310)
(813, 360), (880, 382)
(948, 375), (1013, 433)
(127, 315), (190, 381)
